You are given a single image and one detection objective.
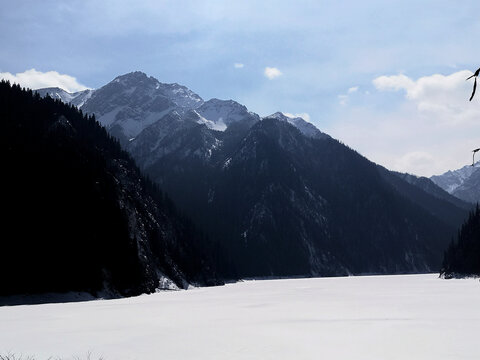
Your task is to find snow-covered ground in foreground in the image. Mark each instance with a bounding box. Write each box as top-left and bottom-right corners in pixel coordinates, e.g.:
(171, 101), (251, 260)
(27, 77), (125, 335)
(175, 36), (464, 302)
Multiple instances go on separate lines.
(1, 274), (479, 360)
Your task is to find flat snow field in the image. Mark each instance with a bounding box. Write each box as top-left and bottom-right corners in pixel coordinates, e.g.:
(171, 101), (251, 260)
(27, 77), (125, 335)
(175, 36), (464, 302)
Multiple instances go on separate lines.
(1, 274), (479, 360)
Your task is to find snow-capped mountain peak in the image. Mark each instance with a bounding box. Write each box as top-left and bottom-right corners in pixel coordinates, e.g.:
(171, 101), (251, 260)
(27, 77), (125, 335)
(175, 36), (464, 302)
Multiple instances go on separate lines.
(194, 98), (258, 132)
(159, 82), (203, 109)
(430, 162), (480, 203)
(99, 71), (203, 110)
(264, 112), (329, 139)
(112, 71), (149, 84)
(36, 71), (330, 146)
(77, 72), (204, 144)
(35, 87), (94, 108)
(265, 111), (291, 121)
(194, 110), (227, 131)
(431, 162), (480, 193)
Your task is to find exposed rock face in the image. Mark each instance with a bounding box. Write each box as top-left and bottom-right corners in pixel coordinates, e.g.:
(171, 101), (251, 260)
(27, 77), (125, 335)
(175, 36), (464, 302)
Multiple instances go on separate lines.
(431, 163), (480, 203)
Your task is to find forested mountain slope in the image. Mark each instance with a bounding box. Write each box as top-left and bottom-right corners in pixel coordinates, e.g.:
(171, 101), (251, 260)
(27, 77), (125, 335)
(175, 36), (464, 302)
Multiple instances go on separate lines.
(36, 72), (470, 279)
(0, 81), (219, 298)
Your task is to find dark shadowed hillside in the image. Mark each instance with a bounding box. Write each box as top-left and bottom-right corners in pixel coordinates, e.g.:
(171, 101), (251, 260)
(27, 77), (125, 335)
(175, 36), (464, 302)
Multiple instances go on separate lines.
(441, 205), (480, 278)
(0, 81), (219, 298)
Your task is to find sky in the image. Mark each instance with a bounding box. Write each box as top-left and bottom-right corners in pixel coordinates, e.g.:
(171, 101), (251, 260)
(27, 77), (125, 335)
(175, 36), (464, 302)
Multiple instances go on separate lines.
(1, 0), (480, 176)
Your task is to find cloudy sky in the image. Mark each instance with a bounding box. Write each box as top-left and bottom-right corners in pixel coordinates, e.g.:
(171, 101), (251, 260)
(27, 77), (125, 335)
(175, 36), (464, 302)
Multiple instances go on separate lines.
(2, 0), (480, 176)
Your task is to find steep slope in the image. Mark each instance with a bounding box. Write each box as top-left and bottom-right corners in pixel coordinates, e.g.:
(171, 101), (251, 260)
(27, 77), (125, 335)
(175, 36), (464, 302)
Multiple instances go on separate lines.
(36, 73), (312, 147)
(80, 71), (203, 145)
(195, 98), (259, 131)
(449, 170), (480, 204)
(431, 163), (480, 203)
(441, 205), (480, 278)
(394, 172), (472, 209)
(379, 169), (472, 228)
(206, 120), (463, 276)
(35, 87), (94, 107)
(138, 117), (466, 277)
(0, 81), (218, 298)
(265, 112), (330, 139)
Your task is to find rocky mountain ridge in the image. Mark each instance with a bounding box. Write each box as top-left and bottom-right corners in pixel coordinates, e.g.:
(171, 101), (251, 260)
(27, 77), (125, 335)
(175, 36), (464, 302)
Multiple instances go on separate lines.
(431, 163), (480, 203)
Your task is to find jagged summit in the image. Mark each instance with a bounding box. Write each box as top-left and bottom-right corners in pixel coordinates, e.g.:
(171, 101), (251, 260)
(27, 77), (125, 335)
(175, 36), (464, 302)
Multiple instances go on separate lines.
(264, 112), (329, 139)
(35, 87), (93, 108)
(36, 71), (330, 144)
(112, 70), (149, 83)
(431, 162), (480, 203)
(77, 72), (204, 144)
(111, 71), (204, 108)
(194, 98), (259, 131)
(265, 111), (292, 120)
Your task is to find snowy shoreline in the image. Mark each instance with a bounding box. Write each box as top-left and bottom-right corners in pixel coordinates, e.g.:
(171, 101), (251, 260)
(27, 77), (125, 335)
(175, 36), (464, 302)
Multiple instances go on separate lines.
(1, 274), (479, 360)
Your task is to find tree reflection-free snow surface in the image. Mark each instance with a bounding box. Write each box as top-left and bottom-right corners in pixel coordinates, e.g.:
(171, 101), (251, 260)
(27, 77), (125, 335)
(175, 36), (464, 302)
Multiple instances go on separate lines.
(1, 274), (479, 360)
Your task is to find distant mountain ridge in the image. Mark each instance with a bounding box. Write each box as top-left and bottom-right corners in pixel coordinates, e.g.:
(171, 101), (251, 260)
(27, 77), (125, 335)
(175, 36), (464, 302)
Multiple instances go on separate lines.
(35, 87), (94, 108)
(36, 71), (471, 278)
(431, 163), (480, 203)
(378, 168), (471, 228)
(36, 72), (320, 146)
(264, 112), (330, 139)
(391, 171), (471, 209)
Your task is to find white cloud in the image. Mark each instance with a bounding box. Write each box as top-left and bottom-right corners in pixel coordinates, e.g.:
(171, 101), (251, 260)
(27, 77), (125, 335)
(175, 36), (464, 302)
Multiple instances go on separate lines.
(373, 74), (415, 93)
(327, 70), (480, 177)
(234, 63), (244, 68)
(338, 94), (348, 106)
(348, 86), (359, 93)
(393, 151), (435, 176)
(0, 69), (89, 93)
(264, 67), (282, 80)
(284, 112), (311, 122)
(373, 70), (475, 125)
(338, 86), (359, 106)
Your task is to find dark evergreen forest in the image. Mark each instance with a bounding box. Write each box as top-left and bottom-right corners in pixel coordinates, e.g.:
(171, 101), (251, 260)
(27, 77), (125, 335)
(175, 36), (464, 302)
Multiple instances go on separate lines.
(441, 205), (480, 277)
(144, 116), (467, 278)
(0, 81), (218, 297)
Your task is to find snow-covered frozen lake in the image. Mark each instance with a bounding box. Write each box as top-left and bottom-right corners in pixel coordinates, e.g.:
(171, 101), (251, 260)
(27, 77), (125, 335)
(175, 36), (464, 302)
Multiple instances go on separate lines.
(1, 274), (479, 360)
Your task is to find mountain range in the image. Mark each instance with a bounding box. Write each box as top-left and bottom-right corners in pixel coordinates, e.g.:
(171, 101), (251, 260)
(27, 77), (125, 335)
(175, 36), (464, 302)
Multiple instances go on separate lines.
(431, 163), (480, 204)
(35, 71), (472, 279)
